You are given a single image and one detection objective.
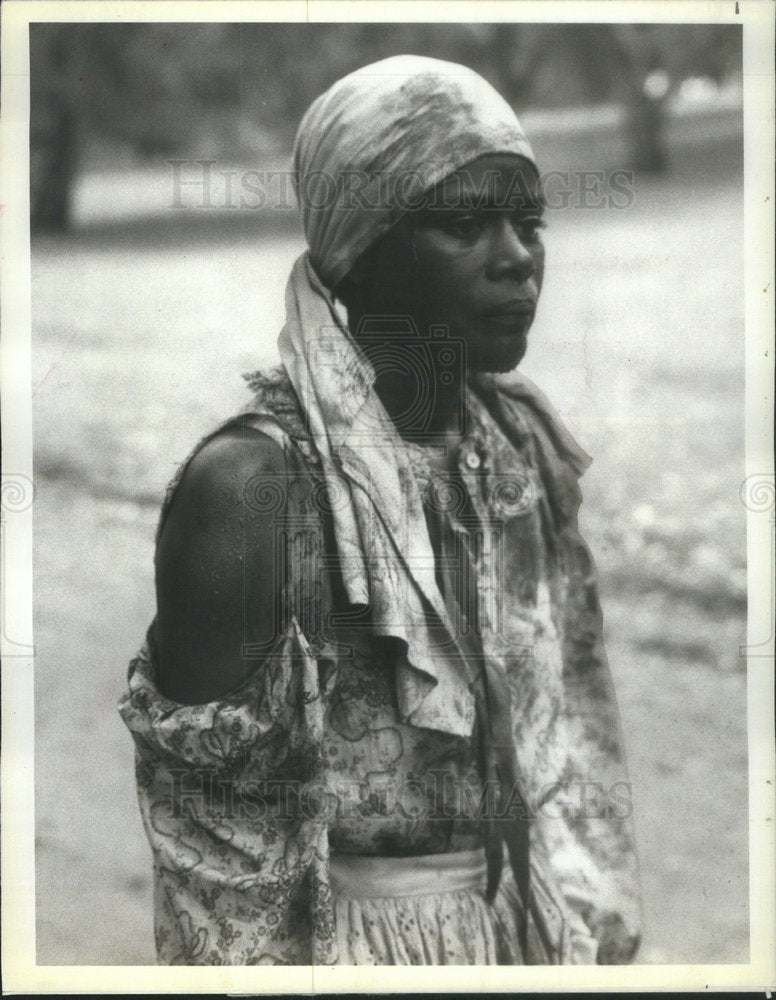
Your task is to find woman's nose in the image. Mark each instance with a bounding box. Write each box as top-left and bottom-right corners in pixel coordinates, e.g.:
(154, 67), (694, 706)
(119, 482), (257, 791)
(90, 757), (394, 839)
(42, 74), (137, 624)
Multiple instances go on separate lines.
(486, 219), (535, 282)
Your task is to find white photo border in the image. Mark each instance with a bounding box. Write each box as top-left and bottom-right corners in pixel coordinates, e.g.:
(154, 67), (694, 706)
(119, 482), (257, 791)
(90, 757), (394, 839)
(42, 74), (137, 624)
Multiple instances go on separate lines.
(1, 0), (773, 992)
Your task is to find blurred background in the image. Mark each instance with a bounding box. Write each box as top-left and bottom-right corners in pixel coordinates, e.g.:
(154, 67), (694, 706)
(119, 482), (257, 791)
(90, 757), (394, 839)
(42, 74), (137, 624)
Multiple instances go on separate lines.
(31, 23), (746, 965)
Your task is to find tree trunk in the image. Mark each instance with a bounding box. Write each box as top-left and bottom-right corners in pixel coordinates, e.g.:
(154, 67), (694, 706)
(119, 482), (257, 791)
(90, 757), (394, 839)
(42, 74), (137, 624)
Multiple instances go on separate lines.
(31, 100), (76, 233)
(624, 89), (668, 174)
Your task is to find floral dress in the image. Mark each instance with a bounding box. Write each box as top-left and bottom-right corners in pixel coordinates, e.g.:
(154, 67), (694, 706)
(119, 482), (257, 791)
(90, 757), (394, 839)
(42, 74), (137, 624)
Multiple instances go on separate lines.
(118, 369), (641, 965)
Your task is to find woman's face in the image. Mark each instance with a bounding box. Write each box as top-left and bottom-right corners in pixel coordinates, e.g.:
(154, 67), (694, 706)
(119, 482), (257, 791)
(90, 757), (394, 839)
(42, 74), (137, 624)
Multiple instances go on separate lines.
(348, 153), (545, 374)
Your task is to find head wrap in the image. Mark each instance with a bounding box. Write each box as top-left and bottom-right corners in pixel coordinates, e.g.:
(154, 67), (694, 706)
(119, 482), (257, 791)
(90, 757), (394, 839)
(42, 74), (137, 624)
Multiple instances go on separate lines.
(293, 54), (536, 288)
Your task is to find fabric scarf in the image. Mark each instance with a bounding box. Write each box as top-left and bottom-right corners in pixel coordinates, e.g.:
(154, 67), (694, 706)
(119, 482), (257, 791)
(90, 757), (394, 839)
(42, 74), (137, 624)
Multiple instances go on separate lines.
(279, 252), (478, 735)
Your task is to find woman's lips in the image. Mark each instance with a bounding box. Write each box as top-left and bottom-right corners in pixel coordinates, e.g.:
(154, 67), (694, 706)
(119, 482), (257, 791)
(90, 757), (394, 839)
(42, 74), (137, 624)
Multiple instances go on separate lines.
(480, 300), (536, 321)
(480, 303), (535, 331)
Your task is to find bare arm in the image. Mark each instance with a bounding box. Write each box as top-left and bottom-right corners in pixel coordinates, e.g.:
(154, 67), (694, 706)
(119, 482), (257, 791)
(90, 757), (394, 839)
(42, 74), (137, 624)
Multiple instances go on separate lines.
(154, 426), (287, 704)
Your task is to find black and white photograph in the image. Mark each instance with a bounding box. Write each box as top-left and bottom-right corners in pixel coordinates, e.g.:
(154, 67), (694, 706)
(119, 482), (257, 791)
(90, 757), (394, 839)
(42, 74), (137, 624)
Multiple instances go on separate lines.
(1, 0), (774, 991)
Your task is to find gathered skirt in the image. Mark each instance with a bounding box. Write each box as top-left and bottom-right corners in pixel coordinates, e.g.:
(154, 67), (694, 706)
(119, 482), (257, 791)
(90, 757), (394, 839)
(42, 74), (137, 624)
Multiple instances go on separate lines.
(329, 848), (596, 965)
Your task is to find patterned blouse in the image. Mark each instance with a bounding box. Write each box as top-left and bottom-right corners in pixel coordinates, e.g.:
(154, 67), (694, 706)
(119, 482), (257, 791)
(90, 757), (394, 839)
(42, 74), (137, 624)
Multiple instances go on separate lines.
(118, 368), (641, 965)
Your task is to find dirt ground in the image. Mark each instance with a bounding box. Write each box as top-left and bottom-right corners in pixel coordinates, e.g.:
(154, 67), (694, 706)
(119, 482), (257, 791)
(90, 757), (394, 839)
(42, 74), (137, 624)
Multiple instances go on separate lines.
(32, 138), (749, 965)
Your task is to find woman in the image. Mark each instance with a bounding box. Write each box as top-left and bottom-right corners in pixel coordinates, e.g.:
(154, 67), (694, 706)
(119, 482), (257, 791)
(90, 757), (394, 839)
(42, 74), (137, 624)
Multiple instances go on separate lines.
(119, 55), (641, 966)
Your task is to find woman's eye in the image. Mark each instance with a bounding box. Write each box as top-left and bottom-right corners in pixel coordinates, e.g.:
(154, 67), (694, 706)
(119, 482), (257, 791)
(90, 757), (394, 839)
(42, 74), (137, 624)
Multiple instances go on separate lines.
(516, 217), (547, 242)
(445, 216), (483, 240)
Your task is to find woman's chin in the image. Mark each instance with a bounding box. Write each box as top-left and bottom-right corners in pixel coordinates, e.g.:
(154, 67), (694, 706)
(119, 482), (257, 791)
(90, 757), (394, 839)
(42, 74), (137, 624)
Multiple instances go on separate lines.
(468, 337), (527, 374)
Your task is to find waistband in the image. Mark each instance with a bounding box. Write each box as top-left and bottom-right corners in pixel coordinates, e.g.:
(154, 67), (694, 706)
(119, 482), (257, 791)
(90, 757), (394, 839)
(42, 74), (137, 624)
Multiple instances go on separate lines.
(329, 848), (488, 899)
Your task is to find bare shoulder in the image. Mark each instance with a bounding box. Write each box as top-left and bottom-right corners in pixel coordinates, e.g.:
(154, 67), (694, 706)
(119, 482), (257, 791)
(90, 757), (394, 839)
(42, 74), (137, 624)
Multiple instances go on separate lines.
(164, 423), (287, 528)
(154, 424), (289, 704)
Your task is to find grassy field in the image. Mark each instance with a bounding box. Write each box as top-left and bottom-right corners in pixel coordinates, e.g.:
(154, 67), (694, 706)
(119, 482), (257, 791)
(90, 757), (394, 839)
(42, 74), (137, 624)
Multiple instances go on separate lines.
(32, 136), (748, 964)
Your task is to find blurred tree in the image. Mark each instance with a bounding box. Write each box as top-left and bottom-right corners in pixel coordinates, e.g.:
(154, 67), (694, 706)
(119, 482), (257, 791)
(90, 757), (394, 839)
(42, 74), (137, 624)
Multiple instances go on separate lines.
(30, 23), (243, 230)
(550, 24), (742, 173)
(30, 22), (741, 230)
(470, 23), (741, 172)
